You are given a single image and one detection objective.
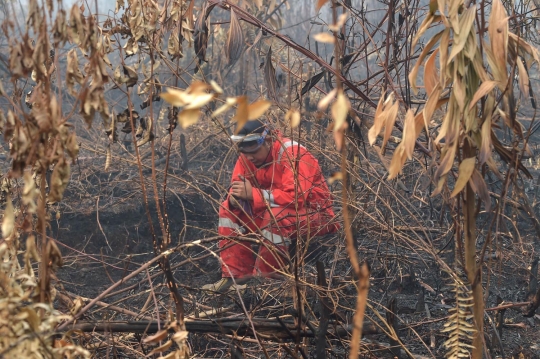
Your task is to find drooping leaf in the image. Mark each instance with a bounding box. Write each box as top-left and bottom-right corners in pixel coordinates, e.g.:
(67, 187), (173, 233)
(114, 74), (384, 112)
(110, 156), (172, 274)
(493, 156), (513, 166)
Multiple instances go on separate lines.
(409, 30), (444, 94)
(450, 157), (476, 197)
(212, 97), (237, 117)
(329, 13), (348, 32)
(388, 144), (408, 180)
(424, 48), (439, 95)
(48, 158), (71, 203)
(264, 48), (279, 103)
(316, 0), (328, 12)
(381, 101), (399, 151)
(286, 108), (301, 128)
(402, 109), (416, 160)
(300, 71), (325, 96)
(467, 81), (498, 112)
(331, 91), (349, 133)
(233, 96), (249, 134)
(327, 171), (343, 184)
(313, 33), (335, 43)
(178, 108), (200, 129)
(2, 195), (14, 239)
(225, 10), (244, 63)
(247, 100), (271, 120)
(447, 5), (477, 63)
(469, 169), (491, 211)
(478, 116), (492, 164)
(516, 58), (530, 99)
(317, 88), (337, 111)
(368, 93), (389, 145)
(488, 0), (509, 84)
(143, 329), (169, 344)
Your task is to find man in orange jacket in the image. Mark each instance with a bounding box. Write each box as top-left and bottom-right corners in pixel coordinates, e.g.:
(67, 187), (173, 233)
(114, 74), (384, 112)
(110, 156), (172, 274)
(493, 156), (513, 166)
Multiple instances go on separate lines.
(203, 119), (339, 292)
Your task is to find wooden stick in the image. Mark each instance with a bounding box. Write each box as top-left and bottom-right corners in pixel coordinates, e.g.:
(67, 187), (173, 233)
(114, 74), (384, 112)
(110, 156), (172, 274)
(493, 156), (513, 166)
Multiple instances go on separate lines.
(62, 318), (382, 339)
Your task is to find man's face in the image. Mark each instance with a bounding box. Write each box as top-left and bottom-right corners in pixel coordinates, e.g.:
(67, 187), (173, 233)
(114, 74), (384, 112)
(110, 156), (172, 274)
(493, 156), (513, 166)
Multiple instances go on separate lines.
(242, 140), (271, 167)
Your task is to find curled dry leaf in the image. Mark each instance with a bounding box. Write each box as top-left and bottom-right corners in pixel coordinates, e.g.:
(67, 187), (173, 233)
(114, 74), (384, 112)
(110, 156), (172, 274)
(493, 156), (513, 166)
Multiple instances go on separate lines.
(178, 108), (200, 129)
(22, 172), (38, 214)
(387, 143), (408, 180)
(172, 330), (189, 343)
(2, 195), (14, 239)
(317, 88), (337, 111)
(264, 47), (279, 102)
(313, 33), (335, 44)
(148, 340), (173, 356)
(488, 0), (509, 84)
(316, 0), (328, 11)
(225, 10), (244, 63)
(210, 80), (223, 94)
(247, 100), (271, 120)
(468, 80), (498, 112)
(233, 96), (249, 134)
(212, 97), (237, 117)
(331, 91), (350, 151)
(143, 328), (169, 344)
(48, 159), (71, 203)
(469, 169), (491, 211)
(450, 157), (476, 197)
(329, 13), (348, 31)
(402, 110), (416, 160)
(516, 58), (530, 99)
(285, 109), (301, 128)
(327, 171), (343, 184)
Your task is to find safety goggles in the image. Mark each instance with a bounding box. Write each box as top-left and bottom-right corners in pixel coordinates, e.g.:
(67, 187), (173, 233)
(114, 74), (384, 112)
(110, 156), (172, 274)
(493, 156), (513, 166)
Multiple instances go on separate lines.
(230, 128), (269, 153)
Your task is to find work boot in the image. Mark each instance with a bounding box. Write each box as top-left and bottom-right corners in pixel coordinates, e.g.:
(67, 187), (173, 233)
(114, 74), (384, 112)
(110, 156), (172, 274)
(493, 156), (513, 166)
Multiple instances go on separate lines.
(202, 277), (250, 293)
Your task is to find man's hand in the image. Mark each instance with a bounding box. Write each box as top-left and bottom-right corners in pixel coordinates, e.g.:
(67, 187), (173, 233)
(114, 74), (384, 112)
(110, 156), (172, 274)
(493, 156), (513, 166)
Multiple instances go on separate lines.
(231, 176), (253, 201)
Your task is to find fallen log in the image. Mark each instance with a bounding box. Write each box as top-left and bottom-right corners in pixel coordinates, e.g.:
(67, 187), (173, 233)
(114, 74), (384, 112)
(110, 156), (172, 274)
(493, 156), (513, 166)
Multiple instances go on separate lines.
(63, 318), (382, 339)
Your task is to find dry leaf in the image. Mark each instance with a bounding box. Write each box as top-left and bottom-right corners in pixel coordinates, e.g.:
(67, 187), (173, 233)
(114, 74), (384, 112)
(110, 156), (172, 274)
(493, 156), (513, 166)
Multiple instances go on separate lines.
(212, 97), (237, 117)
(148, 340), (173, 356)
(424, 48), (439, 95)
(264, 48), (279, 102)
(317, 88), (337, 111)
(381, 101), (399, 150)
(143, 329), (168, 344)
(388, 144), (407, 180)
(285, 109), (301, 128)
(2, 195), (14, 239)
(331, 91), (349, 131)
(329, 13), (348, 31)
(368, 93), (387, 145)
(516, 58), (530, 98)
(450, 157), (476, 197)
(161, 88), (190, 107)
(468, 81), (498, 111)
(402, 110), (416, 160)
(316, 0), (328, 11)
(233, 96), (249, 134)
(469, 169), (491, 211)
(225, 10), (244, 63)
(210, 80), (223, 94)
(327, 171), (343, 184)
(313, 33), (335, 44)
(184, 93), (214, 110)
(178, 108), (200, 128)
(247, 100), (271, 120)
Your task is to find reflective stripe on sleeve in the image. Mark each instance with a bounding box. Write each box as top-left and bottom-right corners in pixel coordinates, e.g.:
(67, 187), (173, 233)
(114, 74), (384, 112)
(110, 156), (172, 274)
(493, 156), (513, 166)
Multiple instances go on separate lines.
(262, 190), (280, 208)
(261, 229), (289, 245)
(277, 141), (305, 163)
(218, 217), (245, 233)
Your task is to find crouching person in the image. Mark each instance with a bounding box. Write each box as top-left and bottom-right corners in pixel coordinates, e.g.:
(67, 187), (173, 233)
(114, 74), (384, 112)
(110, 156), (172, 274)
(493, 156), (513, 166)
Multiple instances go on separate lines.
(203, 119), (339, 292)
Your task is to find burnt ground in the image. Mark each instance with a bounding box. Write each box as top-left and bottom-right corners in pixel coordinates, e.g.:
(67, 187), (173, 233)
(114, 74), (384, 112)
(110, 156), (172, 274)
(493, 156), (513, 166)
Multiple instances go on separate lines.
(49, 121), (540, 358)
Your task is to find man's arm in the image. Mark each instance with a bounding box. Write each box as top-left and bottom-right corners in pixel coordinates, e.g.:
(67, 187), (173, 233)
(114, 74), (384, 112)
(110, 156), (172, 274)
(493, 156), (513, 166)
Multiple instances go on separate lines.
(251, 146), (320, 211)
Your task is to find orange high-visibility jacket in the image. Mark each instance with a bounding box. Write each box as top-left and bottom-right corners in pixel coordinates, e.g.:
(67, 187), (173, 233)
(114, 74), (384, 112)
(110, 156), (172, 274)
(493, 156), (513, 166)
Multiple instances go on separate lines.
(227, 134), (336, 218)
